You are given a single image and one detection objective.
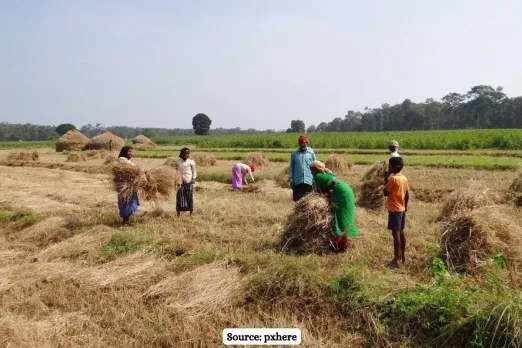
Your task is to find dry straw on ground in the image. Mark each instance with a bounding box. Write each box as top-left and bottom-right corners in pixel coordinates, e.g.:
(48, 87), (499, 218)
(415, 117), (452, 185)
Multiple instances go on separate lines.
(440, 207), (522, 274)
(280, 193), (333, 254)
(143, 263), (243, 318)
(86, 150), (107, 160)
(438, 186), (489, 220)
(357, 161), (387, 210)
(55, 130), (89, 152)
(244, 152), (269, 167)
(111, 163), (178, 201)
(85, 131), (125, 151)
(103, 155), (116, 165)
(325, 154), (353, 176)
(163, 157), (177, 167)
(7, 151), (39, 162)
(66, 153), (87, 162)
(509, 172), (522, 192)
(191, 153), (217, 166)
(132, 135), (157, 150)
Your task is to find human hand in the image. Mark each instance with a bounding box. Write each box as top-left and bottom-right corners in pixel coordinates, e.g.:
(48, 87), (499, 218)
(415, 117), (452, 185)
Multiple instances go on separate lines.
(190, 179), (195, 184)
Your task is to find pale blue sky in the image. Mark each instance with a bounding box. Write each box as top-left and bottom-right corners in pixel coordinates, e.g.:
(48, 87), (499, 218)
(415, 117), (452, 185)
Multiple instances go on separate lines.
(1, 0), (521, 130)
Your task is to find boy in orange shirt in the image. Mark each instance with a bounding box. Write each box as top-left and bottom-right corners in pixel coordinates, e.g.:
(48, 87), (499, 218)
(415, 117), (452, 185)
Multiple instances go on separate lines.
(383, 157), (409, 266)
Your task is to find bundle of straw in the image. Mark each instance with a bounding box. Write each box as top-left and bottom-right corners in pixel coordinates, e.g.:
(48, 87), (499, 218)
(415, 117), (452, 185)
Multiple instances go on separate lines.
(280, 193), (333, 254)
(357, 161), (387, 210)
(274, 165), (290, 188)
(244, 152), (269, 167)
(66, 153), (87, 162)
(438, 186), (489, 220)
(191, 153), (217, 167)
(7, 151), (39, 162)
(111, 164), (145, 201)
(325, 154), (353, 175)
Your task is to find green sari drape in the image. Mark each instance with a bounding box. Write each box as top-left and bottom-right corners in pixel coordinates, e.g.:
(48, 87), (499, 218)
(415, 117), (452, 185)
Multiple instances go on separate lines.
(313, 172), (357, 238)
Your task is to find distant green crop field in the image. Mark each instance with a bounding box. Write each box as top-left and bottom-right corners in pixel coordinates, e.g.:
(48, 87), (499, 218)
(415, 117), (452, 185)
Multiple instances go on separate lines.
(153, 129), (522, 150)
(0, 141), (54, 148)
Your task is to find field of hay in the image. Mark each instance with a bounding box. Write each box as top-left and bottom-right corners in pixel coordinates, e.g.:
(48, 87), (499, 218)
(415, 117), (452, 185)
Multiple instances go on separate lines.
(1, 145), (522, 347)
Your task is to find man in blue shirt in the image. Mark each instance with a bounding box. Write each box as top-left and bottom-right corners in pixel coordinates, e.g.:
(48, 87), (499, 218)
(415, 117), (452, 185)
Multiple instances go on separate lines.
(288, 135), (316, 201)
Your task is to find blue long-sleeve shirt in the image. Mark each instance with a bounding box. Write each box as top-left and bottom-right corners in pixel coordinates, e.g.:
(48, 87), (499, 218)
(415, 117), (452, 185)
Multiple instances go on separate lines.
(289, 147), (316, 186)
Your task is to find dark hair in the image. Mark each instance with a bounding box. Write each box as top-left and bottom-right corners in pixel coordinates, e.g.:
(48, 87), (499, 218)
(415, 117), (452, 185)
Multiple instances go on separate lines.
(118, 146), (133, 159)
(389, 156), (404, 171)
(179, 147), (190, 157)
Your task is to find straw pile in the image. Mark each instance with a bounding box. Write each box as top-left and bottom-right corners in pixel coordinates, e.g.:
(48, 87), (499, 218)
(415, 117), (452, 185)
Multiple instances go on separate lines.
(132, 135), (156, 150)
(244, 152), (269, 167)
(438, 186), (489, 220)
(111, 163), (178, 201)
(440, 207), (522, 274)
(325, 154), (353, 175)
(280, 193), (333, 254)
(65, 153), (86, 162)
(357, 161), (387, 210)
(85, 131), (124, 151)
(103, 155), (116, 165)
(191, 153), (217, 167)
(55, 129), (89, 152)
(7, 151), (39, 162)
(274, 165), (290, 188)
(164, 157), (177, 167)
(85, 150), (107, 160)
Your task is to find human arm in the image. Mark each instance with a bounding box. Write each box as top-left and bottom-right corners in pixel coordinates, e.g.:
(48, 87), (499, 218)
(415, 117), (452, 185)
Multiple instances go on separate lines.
(405, 190), (409, 211)
(384, 177), (394, 197)
(248, 167), (255, 183)
(190, 160), (197, 183)
(288, 153), (294, 187)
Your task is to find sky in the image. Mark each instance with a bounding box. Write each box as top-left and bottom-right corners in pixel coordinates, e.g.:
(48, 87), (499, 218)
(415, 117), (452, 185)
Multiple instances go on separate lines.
(1, 0), (521, 130)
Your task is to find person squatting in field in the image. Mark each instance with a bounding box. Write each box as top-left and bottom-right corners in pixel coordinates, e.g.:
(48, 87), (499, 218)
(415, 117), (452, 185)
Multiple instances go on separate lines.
(289, 135), (316, 202)
(117, 146), (140, 226)
(384, 156), (409, 267)
(174, 148), (197, 217)
(310, 160), (358, 252)
(231, 162), (255, 190)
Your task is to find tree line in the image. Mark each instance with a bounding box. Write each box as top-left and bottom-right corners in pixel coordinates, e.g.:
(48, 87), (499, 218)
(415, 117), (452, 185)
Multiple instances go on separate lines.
(1, 84), (521, 141)
(306, 85), (522, 133)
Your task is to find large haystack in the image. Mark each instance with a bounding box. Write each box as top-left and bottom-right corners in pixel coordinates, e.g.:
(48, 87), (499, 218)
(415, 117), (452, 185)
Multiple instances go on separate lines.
(132, 135), (157, 150)
(438, 186), (489, 221)
(325, 154), (353, 176)
(85, 131), (124, 151)
(191, 153), (217, 167)
(280, 193), (333, 254)
(6, 151), (39, 162)
(357, 161), (387, 210)
(244, 152), (269, 167)
(55, 130), (89, 152)
(440, 207), (522, 274)
(111, 163), (178, 202)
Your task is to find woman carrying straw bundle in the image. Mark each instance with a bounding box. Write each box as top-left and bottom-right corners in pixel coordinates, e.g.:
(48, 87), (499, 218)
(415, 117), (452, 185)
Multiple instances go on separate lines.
(310, 161), (357, 252)
(231, 163), (255, 190)
(117, 146), (140, 225)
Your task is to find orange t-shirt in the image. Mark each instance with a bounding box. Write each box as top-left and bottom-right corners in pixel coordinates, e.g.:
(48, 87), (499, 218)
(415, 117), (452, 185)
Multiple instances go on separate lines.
(384, 173), (409, 212)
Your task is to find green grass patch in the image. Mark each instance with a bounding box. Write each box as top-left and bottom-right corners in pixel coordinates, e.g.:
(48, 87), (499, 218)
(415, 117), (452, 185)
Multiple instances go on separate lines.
(98, 231), (153, 261)
(0, 140), (54, 148)
(0, 209), (40, 230)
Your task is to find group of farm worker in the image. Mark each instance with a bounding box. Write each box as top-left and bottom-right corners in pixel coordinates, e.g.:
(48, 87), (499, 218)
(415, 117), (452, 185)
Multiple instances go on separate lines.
(289, 135), (409, 266)
(116, 135), (409, 266)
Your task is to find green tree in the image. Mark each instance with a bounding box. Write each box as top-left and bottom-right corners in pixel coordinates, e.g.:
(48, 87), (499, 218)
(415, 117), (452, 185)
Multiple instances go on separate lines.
(55, 123), (76, 136)
(192, 113), (212, 135)
(141, 128), (154, 138)
(289, 120), (305, 133)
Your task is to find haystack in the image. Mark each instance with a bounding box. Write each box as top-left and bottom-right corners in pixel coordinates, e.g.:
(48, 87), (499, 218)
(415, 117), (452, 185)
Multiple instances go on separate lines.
(132, 134), (157, 150)
(103, 155), (116, 165)
(111, 163), (178, 202)
(438, 186), (489, 220)
(55, 129), (89, 152)
(357, 161), (387, 210)
(325, 154), (353, 175)
(244, 152), (269, 167)
(280, 193), (333, 254)
(66, 153), (86, 162)
(191, 153), (217, 167)
(440, 207), (522, 274)
(85, 131), (124, 151)
(274, 165), (290, 188)
(6, 151), (39, 162)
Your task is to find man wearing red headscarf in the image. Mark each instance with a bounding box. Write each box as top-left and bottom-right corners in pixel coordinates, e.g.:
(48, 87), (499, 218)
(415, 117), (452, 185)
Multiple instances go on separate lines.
(288, 135), (316, 201)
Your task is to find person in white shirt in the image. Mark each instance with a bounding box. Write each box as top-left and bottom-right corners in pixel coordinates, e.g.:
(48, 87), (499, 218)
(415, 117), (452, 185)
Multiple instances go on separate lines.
(174, 148), (197, 216)
(231, 163), (255, 190)
(117, 146), (140, 225)
(386, 140), (401, 182)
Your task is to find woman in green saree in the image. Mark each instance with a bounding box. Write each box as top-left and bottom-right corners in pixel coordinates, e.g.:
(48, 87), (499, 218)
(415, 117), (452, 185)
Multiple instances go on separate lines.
(310, 161), (357, 252)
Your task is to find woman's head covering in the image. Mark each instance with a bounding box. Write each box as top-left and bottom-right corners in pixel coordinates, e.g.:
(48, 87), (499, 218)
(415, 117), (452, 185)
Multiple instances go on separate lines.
(249, 164), (255, 172)
(310, 160), (332, 174)
(298, 135), (308, 143)
(118, 146), (133, 159)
